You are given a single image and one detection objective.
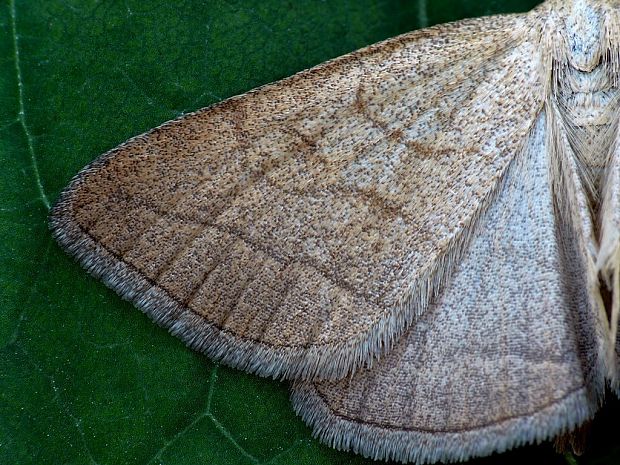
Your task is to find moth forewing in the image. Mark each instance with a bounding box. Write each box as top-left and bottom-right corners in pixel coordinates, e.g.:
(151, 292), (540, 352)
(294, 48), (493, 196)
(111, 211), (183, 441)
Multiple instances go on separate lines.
(49, 12), (545, 382)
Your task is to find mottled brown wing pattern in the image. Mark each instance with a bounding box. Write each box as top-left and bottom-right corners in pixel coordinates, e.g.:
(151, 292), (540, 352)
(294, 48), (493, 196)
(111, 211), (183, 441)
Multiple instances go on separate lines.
(50, 13), (546, 380)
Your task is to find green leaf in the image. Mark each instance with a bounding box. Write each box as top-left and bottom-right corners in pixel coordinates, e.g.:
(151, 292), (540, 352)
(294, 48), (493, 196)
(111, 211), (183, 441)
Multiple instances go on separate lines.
(1, 0), (619, 464)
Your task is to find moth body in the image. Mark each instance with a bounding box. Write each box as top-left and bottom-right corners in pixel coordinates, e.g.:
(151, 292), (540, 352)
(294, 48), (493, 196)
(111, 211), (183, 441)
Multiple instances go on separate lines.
(553, 0), (620, 194)
(564, 0), (604, 71)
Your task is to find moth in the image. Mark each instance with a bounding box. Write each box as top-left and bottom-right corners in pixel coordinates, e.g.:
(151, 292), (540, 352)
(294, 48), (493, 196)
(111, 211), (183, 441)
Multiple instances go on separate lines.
(50, 0), (620, 463)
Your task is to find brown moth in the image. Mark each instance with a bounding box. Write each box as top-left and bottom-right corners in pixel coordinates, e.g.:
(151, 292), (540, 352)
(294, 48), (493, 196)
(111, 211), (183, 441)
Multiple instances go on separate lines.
(50, 0), (620, 463)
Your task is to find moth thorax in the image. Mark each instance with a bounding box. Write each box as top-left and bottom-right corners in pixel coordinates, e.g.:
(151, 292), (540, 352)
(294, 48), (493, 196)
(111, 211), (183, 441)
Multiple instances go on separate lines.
(550, 0), (620, 196)
(554, 59), (619, 198)
(564, 0), (605, 72)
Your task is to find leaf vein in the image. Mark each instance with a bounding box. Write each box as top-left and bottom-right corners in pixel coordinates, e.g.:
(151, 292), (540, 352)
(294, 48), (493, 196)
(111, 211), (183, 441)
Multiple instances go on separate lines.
(417, 0), (429, 28)
(144, 411), (211, 465)
(206, 365), (219, 413)
(9, 0), (50, 210)
(5, 238), (53, 349)
(209, 415), (260, 463)
(18, 345), (100, 465)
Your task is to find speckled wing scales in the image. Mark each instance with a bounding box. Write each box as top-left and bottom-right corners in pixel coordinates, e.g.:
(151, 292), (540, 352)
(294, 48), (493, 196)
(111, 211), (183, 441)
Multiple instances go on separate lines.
(599, 125), (620, 388)
(291, 111), (606, 464)
(50, 13), (545, 380)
